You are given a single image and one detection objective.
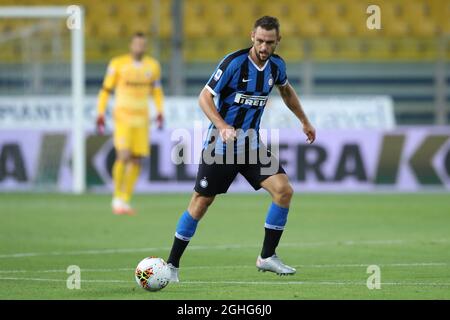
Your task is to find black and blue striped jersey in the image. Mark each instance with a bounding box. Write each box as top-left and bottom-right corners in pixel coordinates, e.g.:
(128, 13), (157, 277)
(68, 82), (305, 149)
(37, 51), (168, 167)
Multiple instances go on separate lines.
(204, 47), (289, 154)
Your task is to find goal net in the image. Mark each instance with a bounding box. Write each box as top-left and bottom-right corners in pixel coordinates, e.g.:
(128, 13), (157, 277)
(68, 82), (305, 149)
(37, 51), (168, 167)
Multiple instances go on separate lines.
(0, 6), (85, 193)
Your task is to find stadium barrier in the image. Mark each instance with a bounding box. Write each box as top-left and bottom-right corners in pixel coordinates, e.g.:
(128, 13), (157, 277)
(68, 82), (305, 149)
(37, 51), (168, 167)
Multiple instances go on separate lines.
(1, 127), (449, 192)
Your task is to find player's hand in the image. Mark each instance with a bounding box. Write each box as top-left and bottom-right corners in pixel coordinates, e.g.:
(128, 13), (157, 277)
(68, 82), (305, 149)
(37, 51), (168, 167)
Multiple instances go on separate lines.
(156, 113), (164, 130)
(96, 115), (105, 135)
(303, 122), (316, 144)
(218, 124), (236, 143)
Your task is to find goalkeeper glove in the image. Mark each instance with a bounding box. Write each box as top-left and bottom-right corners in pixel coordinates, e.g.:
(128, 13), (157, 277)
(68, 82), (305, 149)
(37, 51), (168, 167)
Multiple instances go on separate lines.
(96, 115), (105, 135)
(156, 113), (164, 130)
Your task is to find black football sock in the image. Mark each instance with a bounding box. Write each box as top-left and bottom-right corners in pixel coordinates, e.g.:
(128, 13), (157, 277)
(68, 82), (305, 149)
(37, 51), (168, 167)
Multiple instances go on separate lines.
(167, 237), (190, 268)
(260, 228), (283, 259)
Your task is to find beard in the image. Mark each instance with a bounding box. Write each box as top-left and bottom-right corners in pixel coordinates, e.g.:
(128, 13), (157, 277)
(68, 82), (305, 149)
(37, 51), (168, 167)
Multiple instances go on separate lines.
(132, 52), (144, 60)
(256, 50), (271, 61)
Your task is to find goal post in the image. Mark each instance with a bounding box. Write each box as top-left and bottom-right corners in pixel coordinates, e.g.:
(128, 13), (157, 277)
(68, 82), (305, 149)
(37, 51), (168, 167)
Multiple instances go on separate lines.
(0, 6), (86, 193)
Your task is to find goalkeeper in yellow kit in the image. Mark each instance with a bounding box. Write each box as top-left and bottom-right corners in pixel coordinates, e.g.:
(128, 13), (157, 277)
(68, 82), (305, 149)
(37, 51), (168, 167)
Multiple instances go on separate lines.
(96, 32), (164, 215)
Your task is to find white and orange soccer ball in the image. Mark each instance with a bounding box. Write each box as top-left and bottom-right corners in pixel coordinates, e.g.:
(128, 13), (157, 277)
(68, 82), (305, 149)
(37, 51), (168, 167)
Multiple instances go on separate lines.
(134, 257), (171, 291)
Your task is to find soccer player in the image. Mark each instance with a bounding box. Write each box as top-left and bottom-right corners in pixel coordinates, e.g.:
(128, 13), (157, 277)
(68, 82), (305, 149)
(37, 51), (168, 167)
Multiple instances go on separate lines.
(166, 16), (316, 281)
(96, 32), (164, 215)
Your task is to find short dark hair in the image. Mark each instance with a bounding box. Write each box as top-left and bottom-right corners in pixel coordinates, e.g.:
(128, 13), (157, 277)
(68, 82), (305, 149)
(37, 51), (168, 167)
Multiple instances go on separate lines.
(254, 16), (280, 35)
(132, 31), (146, 39)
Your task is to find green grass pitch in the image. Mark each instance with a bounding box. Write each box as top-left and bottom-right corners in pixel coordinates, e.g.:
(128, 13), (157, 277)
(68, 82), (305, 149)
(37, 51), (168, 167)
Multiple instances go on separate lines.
(0, 192), (449, 299)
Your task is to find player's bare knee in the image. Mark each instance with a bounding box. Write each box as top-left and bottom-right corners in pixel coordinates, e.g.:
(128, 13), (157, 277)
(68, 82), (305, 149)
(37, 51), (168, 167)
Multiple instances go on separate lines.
(195, 195), (214, 211)
(117, 150), (131, 162)
(273, 184), (293, 205)
(189, 193), (215, 219)
(131, 156), (142, 166)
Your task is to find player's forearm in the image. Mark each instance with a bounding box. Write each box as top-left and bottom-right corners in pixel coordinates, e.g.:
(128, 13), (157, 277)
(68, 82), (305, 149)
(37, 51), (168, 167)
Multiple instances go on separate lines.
(153, 87), (164, 114)
(287, 99), (310, 126)
(198, 88), (228, 129)
(96, 89), (110, 116)
(280, 84), (311, 125)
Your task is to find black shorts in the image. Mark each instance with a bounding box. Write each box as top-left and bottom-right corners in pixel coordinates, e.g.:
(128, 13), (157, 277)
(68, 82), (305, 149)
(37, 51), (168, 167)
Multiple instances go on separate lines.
(194, 147), (286, 196)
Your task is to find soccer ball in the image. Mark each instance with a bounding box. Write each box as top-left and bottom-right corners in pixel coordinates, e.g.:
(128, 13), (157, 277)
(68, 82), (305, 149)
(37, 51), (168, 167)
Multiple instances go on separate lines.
(135, 257), (171, 291)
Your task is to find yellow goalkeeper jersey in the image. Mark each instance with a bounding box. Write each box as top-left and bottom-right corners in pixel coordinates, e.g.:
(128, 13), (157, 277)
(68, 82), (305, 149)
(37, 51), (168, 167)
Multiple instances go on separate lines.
(97, 54), (164, 127)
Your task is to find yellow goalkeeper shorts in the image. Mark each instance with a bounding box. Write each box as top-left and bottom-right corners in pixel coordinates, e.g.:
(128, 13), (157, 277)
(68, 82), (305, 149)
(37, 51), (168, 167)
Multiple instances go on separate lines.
(113, 123), (150, 157)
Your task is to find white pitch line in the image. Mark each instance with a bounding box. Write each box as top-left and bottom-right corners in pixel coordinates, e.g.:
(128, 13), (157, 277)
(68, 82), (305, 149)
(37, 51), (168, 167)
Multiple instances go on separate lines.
(0, 267), (134, 274)
(0, 262), (448, 274)
(1, 239), (449, 259)
(293, 262), (450, 268)
(0, 277), (130, 283)
(181, 281), (450, 287)
(1, 277), (450, 287)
